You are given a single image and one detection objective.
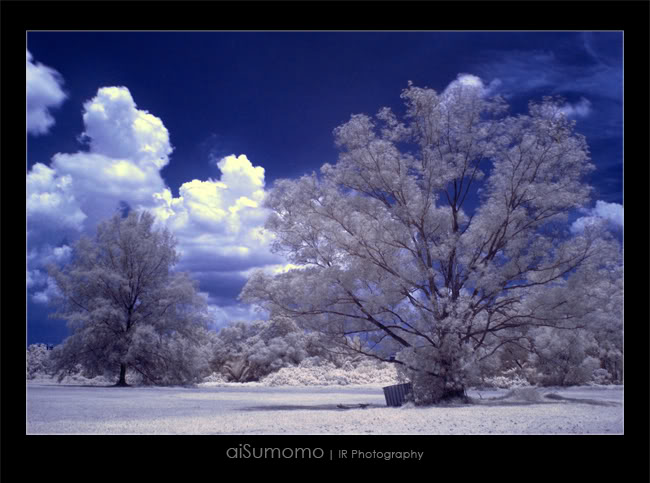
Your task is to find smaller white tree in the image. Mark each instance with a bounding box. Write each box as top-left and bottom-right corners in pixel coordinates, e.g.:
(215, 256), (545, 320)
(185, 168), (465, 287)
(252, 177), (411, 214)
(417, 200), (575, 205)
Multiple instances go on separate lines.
(47, 210), (211, 386)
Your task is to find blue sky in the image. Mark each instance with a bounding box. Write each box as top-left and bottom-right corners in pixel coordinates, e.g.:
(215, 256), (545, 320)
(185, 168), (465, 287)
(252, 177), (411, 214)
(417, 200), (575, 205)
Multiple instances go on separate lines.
(26, 31), (623, 345)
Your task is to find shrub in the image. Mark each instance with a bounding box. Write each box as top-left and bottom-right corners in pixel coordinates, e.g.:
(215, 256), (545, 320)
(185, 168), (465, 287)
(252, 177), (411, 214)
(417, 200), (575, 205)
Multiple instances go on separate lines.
(27, 344), (52, 379)
(260, 358), (398, 386)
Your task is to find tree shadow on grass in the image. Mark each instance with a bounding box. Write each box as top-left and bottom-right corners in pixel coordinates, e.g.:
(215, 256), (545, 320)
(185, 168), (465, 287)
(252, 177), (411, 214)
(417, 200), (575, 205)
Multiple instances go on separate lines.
(470, 393), (621, 407)
(541, 393), (621, 407)
(28, 383), (122, 388)
(240, 403), (386, 412)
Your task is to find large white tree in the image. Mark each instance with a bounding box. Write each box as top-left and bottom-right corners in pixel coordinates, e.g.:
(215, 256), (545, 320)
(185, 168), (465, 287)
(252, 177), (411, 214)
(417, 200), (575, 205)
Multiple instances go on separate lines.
(241, 78), (622, 403)
(47, 211), (211, 386)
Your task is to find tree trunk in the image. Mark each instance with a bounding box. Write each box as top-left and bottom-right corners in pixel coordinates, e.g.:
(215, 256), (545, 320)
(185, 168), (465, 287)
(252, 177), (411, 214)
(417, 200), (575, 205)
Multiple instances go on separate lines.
(115, 363), (129, 387)
(439, 386), (469, 403)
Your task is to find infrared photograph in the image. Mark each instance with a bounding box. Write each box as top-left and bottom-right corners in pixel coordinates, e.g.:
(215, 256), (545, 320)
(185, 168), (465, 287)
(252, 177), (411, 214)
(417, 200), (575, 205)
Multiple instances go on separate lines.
(26, 29), (623, 437)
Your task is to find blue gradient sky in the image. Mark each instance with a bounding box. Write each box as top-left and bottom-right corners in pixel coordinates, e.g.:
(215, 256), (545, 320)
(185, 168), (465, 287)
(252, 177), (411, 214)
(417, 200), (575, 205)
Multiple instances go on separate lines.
(26, 31), (623, 345)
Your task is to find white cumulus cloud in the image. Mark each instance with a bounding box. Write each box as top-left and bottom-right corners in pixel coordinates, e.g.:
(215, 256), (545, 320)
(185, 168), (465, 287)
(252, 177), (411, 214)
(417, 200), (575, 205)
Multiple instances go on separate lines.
(559, 97), (592, 119)
(206, 303), (268, 330)
(27, 86), (172, 301)
(441, 73), (502, 100)
(27, 86), (171, 249)
(27, 87), (283, 327)
(151, 154), (282, 275)
(571, 200), (623, 233)
(27, 50), (67, 135)
(27, 163), (87, 246)
(32, 275), (63, 305)
(80, 86), (173, 168)
(27, 269), (47, 289)
(442, 73), (486, 98)
(148, 153), (285, 326)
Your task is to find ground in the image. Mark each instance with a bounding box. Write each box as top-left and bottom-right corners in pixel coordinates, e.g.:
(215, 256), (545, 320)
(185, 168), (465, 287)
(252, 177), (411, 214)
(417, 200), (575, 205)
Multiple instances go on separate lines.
(26, 381), (623, 435)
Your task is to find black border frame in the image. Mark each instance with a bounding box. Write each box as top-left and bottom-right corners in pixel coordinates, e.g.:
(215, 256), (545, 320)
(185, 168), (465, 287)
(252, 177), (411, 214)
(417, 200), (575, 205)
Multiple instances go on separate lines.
(4, 0), (648, 475)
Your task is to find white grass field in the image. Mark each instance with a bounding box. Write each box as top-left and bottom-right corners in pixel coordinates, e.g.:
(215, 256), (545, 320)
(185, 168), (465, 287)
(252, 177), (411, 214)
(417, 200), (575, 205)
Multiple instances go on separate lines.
(26, 382), (623, 435)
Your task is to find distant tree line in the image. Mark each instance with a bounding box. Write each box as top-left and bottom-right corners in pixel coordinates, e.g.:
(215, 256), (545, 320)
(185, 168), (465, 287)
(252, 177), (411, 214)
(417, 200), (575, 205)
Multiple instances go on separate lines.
(28, 309), (621, 387)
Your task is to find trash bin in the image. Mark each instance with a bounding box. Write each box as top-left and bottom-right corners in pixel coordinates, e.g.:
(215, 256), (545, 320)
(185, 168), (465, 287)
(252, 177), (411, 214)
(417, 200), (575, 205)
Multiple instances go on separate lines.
(383, 383), (413, 407)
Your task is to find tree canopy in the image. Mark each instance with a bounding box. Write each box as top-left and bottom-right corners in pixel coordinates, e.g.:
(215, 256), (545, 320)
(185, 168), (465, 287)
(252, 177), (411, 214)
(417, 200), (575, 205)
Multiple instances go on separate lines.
(241, 80), (622, 403)
(47, 210), (212, 386)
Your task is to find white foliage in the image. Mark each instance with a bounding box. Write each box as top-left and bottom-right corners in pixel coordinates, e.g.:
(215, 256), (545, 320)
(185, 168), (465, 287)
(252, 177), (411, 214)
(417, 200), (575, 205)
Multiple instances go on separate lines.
(481, 367), (532, 389)
(27, 344), (52, 379)
(529, 327), (602, 386)
(200, 371), (229, 386)
(47, 211), (212, 386)
(241, 79), (623, 403)
(210, 316), (335, 382)
(260, 358), (399, 387)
